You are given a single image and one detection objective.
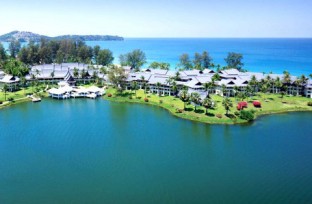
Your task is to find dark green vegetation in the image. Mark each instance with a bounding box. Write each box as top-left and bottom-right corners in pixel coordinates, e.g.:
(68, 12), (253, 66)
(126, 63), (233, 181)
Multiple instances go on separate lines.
(0, 31), (123, 42)
(1, 99), (312, 203)
(17, 40), (114, 65)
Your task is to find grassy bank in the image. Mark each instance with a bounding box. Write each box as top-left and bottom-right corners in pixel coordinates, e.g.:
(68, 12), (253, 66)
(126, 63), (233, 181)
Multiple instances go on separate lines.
(103, 88), (312, 124)
(0, 85), (49, 109)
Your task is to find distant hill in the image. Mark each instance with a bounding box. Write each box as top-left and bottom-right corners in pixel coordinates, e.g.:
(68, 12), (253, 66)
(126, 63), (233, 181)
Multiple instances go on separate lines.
(0, 31), (124, 42)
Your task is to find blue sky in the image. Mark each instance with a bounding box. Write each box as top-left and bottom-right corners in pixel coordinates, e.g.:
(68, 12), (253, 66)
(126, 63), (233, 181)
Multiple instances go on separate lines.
(0, 0), (311, 37)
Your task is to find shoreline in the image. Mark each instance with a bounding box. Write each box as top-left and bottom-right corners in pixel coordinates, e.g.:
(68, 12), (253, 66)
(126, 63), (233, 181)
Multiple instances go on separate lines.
(104, 96), (312, 125)
(1, 89), (311, 125)
(103, 89), (312, 125)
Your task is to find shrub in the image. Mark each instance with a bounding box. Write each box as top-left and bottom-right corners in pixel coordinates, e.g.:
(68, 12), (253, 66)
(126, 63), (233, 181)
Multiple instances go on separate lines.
(107, 93), (112, 97)
(144, 98), (149, 102)
(136, 96), (142, 100)
(8, 97), (14, 102)
(307, 101), (312, 106)
(176, 108), (183, 113)
(159, 100), (163, 104)
(128, 96), (133, 99)
(234, 111), (240, 116)
(216, 113), (222, 118)
(0, 101), (3, 104)
(239, 110), (255, 121)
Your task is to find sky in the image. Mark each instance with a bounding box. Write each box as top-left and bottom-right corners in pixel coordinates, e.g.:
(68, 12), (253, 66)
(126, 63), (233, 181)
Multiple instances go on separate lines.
(0, 0), (311, 38)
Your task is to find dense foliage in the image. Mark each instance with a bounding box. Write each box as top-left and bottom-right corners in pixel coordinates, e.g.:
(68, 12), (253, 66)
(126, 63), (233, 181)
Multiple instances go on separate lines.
(239, 110), (255, 121)
(224, 52), (244, 71)
(119, 49), (146, 71)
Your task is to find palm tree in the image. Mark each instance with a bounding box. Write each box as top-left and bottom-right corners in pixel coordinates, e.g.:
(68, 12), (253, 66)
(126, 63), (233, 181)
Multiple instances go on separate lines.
(283, 71), (291, 94)
(156, 82), (161, 96)
(261, 83), (268, 100)
(20, 76), (27, 96)
(265, 75), (272, 93)
(274, 77), (282, 94)
(245, 85), (253, 101)
(131, 81), (138, 97)
(166, 77), (173, 96)
(299, 74), (308, 95)
(204, 82), (214, 97)
(221, 84), (227, 97)
(294, 78), (301, 96)
(233, 86), (239, 99)
(81, 69), (88, 84)
(50, 71), (55, 84)
(172, 81), (178, 97)
(99, 67), (107, 75)
(35, 69), (40, 78)
(174, 71), (181, 81)
(3, 84), (8, 101)
(249, 75), (258, 93)
(140, 76), (145, 90)
(73, 67), (79, 78)
(191, 92), (201, 111)
(222, 97), (233, 115)
(202, 97), (214, 115)
(212, 73), (221, 82)
(179, 90), (190, 110)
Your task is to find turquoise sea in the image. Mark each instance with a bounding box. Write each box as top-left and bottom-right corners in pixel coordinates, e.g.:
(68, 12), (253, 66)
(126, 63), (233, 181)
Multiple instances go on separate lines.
(1, 99), (312, 204)
(86, 38), (312, 76)
(2, 38), (312, 76)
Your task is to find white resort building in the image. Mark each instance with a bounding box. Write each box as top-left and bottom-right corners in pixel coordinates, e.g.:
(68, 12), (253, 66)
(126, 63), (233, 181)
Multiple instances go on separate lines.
(0, 62), (311, 99)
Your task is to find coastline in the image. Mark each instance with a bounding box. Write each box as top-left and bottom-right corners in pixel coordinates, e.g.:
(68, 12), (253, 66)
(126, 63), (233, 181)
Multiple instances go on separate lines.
(103, 89), (312, 125)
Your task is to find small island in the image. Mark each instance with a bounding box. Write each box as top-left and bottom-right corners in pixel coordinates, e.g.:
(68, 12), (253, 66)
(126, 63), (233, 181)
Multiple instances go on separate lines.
(0, 40), (311, 124)
(0, 31), (124, 42)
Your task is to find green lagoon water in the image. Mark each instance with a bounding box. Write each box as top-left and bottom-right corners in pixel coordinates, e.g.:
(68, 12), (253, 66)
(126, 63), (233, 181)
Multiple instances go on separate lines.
(0, 99), (312, 204)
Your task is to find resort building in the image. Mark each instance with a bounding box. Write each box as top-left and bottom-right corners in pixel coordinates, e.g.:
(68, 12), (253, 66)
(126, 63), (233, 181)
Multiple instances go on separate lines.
(26, 63), (104, 85)
(305, 80), (312, 98)
(1, 62), (311, 99)
(0, 75), (20, 91)
(123, 68), (311, 98)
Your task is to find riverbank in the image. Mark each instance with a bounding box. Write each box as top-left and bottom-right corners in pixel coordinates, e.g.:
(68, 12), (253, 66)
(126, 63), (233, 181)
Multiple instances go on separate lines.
(103, 88), (312, 124)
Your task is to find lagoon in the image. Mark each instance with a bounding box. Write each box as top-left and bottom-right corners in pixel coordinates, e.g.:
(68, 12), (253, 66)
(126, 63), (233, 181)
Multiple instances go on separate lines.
(0, 99), (312, 203)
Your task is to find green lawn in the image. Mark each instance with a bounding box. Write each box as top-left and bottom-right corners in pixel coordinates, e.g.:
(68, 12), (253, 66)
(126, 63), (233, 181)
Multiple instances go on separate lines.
(0, 85), (51, 108)
(103, 88), (312, 124)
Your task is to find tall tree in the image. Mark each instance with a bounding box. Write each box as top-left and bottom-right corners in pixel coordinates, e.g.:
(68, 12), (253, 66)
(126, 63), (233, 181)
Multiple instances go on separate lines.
(202, 98), (214, 115)
(224, 52), (244, 71)
(178, 53), (192, 70)
(119, 49), (146, 71)
(0, 43), (7, 61)
(3, 59), (29, 77)
(222, 97), (233, 115)
(108, 65), (128, 93)
(3, 84), (8, 101)
(9, 40), (21, 58)
(202, 51), (212, 69)
(191, 92), (201, 111)
(193, 52), (202, 70)
(97, 49), (114, 66)
(93, 45), (100, 63)
(179, 90), (190, 110)
(131, 81), (139, 97)
(149, 61), (170, 70)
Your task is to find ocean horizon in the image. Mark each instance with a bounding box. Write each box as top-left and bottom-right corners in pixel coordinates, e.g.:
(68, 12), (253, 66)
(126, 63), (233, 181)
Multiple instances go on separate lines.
(2, 38), (312, 76)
